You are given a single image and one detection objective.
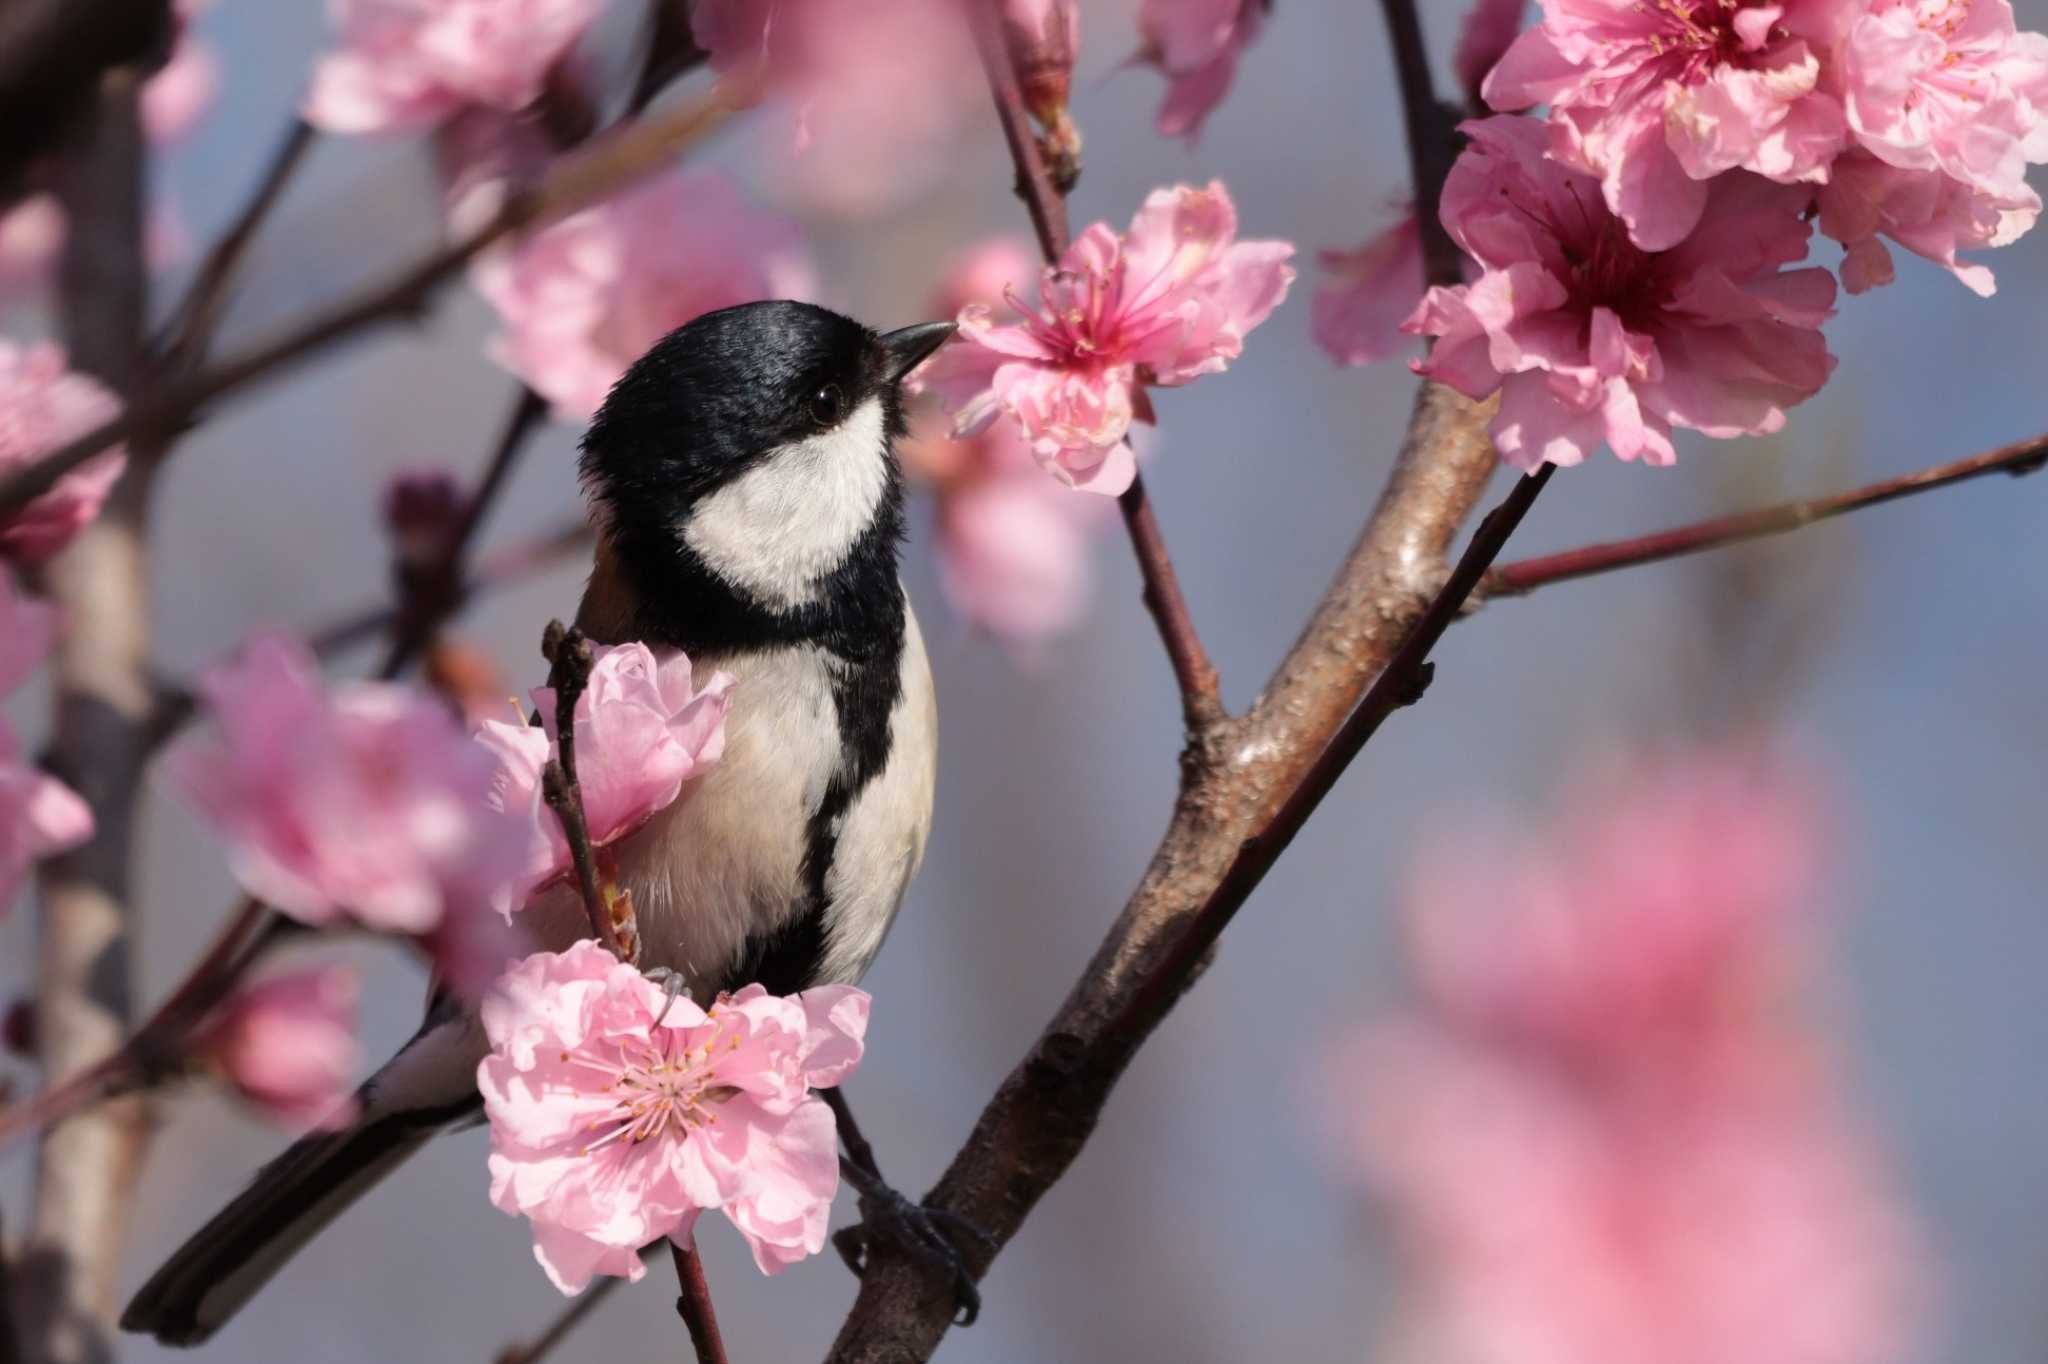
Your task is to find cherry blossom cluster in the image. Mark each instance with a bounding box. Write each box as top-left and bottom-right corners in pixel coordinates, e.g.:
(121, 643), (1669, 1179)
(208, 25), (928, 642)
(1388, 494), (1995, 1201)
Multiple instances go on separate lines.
(1316, 0), (2048, 470)
(900, 240), (1115, 646)
(920, 181), (1295, 496)
(1322, 749), (1922, 1364)
(479, 942), (867, 1289)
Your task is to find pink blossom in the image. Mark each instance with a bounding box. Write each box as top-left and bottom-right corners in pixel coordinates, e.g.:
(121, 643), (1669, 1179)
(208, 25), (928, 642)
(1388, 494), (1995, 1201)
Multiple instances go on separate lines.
(1484, 0), (1849, 250)
(1836, 0), (2048, 200)
(304, 0), (605, 135)
(436, 107), (554, 236)
(1320, 750), (1922, 1364)
(142, 36), (219, 144)
(1813, 0), (2048, 289)
(902, 241), (1107, 643)
(1136, 0), (1269, 141)
(1455, 0), (1529, 104)
(0, 341), (128, 564)
(476, 642), (733, 912)
(690, 0), (983, 215)
(166, 633), (516, 933)
(1312, 211), (1426, 368)
(473, 170), (813, 419)
(1406, 116), (1837, 471)
(0, 197), (65, 300)
(198, 967), (362, 1129)
(478, 941), (867, 1290)
(921, 181), (1293, 495)
(1817, 148), (2029, 294)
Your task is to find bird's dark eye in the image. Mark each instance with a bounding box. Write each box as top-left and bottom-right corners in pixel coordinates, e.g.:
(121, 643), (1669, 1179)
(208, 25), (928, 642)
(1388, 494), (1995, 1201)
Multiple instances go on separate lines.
(809, 383), (846, 426)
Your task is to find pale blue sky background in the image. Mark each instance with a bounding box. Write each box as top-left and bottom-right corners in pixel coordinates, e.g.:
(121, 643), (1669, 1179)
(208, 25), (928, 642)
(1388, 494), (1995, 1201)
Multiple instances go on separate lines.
(5, 2), (2047, 1361)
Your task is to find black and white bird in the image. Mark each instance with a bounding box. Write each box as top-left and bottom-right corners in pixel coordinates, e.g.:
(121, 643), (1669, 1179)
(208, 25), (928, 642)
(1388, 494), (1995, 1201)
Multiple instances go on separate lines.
(122, 301), (957, 1346)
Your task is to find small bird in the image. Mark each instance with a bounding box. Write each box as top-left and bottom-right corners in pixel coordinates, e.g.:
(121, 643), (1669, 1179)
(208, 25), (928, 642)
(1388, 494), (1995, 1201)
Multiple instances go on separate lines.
(122, 302), (958, 1345)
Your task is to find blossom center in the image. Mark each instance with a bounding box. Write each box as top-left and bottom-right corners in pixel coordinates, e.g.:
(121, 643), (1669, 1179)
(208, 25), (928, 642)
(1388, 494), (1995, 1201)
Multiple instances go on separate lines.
(1560, 216), (1668, 331)
(1644, 0), (1782, 81)
(576, 1034), (728, 1155)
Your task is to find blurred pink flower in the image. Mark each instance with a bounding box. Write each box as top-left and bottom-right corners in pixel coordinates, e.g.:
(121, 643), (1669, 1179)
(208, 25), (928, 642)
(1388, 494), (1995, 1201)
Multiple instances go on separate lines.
(0, 197), (65, 301)
(476, 641), (733, 912)
(199, 966), (362, 1129)
(0, 567), (54, 696)
(436, 106), (554, 236)
(1484, 0), (1848, 250)
(691, 0), (982, 215)
(1313, 211), (1425, 368)
(478, 941), (867, 1290)
(0, 341), (128, 564)
(142, 36), (219, 144)
(472, 170), (814, 418)
(1136, 0), (1269, 141)
(380, 465), (466, 569)
(166, 633), (515, 933)
(1406, 117), (1836, 470)
(304, 0), (605, 135)
(921, 181), (1293, 495)
(0, 568), (92, 916)
(1454, 0), (1527, 104)
(1322, 747), (1922, 1364)
(1005, 0), (1081, 165)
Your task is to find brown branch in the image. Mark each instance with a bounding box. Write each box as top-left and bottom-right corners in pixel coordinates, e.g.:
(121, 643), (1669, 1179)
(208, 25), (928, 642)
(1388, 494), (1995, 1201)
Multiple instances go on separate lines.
(1377, 0), (1464, 286)
(0, 0), (169, 189)
(0, 86), (735, 520)
(669, 1240), (729, 1364)
(153, 119), (318, 381)
(19, 63), (159, 1364)
(538, 622), (635, 961)
(494, 1277), (625, 1364)
(969, 0), (1222, 729)
(377, 387), (549, 678)
(825, 11), (1502, 1362)
(0, 903), (282, 1153)
(1482, 432), (2048, 597)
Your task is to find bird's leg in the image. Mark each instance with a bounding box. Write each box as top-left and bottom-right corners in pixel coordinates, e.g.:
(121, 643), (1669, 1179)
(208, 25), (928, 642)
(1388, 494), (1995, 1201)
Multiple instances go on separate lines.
(822, 1086), (993, 1326)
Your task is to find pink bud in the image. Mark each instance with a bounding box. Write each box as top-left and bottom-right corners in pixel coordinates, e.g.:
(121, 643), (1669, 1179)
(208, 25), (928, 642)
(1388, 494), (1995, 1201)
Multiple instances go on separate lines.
(201, 967), (362, 1129)
(380, 467), (467, 570)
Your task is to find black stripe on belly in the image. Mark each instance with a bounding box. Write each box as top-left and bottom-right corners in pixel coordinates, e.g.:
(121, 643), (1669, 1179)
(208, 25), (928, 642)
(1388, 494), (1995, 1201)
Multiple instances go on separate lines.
(729, 609), (905, 996)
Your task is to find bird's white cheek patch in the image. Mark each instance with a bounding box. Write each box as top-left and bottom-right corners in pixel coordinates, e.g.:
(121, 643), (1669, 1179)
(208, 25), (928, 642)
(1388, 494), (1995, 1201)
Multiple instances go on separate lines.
(683, 398), (890, 609)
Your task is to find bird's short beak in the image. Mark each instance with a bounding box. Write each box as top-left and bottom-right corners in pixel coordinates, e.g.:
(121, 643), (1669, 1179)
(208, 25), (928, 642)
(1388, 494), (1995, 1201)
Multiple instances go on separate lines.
(878, 321), (958, 384)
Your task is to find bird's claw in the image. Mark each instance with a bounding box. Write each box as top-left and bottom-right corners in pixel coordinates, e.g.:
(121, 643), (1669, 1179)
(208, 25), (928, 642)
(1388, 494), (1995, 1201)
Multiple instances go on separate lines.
(835, 1163), (993, 1327)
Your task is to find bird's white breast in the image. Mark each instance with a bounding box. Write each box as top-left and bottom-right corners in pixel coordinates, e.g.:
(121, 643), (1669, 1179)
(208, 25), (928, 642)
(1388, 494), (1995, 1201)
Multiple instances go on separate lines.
(682, 397), (890, 609)
(529, 600), (937, 999)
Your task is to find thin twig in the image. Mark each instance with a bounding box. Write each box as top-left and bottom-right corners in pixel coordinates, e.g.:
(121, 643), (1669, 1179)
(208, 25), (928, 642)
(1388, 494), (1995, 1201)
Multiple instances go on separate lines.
(0, 87), (734, 519)
(0, 902), (282, 1151)
(1093, 466), (1553, 1061)
(669, 1239), (729, 1364)
(494, 1277), (625, 1364)
(1377, 0), (1463, 286)
(969, 0), (1223, 729)
(153, 118), (317, 379)
(377, 387), (550, 678)
(538, 622), (634, 961)
(1482, 432), (2048, 597)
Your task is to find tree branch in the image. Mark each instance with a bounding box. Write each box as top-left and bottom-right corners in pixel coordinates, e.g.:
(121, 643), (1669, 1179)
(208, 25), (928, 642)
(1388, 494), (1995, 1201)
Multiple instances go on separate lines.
(669, 1240), (728, 1364)
(0, 86), (735, 520)
(153, 118), (318, 381)
(20, 63), (158, 1364)
(493, 1277), (625, 1364)
(825, 9), (1502, 1361)
(968, 0), (1222, 729)
(538, 623), (635, 962)
(1377, 0), (1463, 286)
(1482, 432), (2048, 597)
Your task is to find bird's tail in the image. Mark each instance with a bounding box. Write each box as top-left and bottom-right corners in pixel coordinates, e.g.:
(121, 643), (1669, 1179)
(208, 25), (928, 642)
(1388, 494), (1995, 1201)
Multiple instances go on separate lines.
(121, 1004), (486, 1347)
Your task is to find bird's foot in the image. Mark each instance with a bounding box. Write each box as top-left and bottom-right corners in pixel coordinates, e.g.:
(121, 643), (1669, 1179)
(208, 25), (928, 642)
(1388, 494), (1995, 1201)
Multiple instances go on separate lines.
(834, 1159), (994, 1327)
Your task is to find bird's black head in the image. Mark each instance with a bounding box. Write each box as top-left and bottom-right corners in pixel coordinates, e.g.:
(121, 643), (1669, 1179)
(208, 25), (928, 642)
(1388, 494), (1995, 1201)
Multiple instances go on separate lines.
(579, 300), (954, 648)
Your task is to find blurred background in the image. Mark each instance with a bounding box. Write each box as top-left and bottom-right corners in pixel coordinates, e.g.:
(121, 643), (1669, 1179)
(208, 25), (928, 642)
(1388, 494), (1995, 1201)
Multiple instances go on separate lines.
(5, 2), (2047, 1361)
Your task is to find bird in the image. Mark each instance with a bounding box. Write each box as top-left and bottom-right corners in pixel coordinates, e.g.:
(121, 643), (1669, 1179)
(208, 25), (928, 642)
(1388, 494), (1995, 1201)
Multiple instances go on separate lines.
(122, 301), (959, 1346)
